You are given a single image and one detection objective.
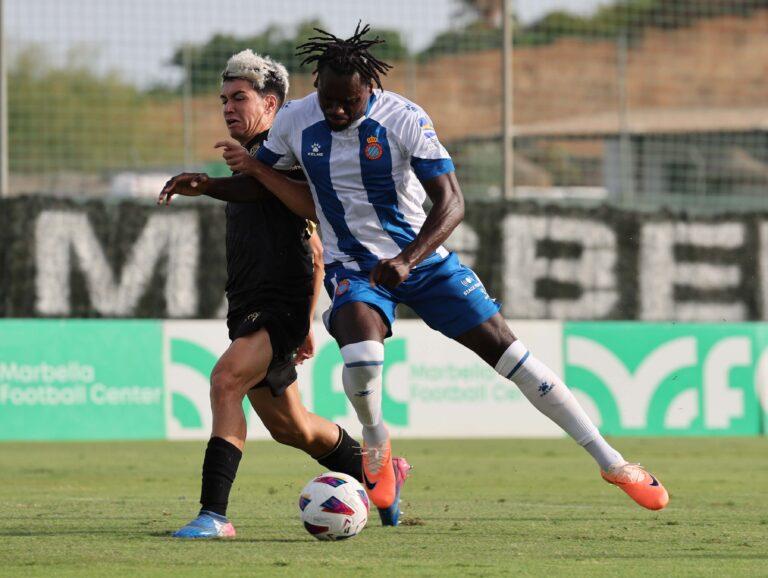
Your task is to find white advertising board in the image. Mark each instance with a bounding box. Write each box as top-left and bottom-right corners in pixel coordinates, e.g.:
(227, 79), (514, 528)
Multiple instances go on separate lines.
(163, 320), (565, 440)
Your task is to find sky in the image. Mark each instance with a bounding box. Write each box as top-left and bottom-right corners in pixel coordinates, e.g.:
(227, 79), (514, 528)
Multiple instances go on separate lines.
(5, 0), (607, 87)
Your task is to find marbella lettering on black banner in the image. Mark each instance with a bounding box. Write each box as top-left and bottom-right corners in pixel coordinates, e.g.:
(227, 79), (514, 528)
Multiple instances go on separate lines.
(0, 196), (765, 321)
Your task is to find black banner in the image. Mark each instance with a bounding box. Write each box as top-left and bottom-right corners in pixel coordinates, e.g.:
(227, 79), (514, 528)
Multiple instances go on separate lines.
(1, 196), (763, 321)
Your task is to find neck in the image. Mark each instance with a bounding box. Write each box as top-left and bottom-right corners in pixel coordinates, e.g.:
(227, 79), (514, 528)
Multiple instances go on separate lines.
(237, 118), (272, 146)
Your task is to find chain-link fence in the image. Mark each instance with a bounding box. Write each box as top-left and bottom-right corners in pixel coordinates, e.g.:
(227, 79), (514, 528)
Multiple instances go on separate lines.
(3, 0), (768, 210)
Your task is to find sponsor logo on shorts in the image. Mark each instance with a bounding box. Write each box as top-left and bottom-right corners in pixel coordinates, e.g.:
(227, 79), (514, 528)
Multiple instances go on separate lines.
(460, 274), (483, 296)
(336, 279), (350, 296)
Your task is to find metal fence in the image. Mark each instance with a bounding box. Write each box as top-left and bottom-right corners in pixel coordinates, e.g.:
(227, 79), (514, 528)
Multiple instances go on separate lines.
(2, 0), (768, 210)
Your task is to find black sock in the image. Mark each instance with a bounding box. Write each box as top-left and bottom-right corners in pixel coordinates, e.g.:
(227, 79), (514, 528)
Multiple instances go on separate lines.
(316, 426), (363, 482)
(200, 437), (242, 517)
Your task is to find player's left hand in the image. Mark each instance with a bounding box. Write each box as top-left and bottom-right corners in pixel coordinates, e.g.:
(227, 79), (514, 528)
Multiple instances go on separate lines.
(294, 329), (315, 365)
(157, 172), (209, 205)
(215, 139), (258, 174)
(370, 255), (412, 289)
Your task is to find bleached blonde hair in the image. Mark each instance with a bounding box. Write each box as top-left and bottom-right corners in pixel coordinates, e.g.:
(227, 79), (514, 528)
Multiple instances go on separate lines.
(221, 49), (289, 103)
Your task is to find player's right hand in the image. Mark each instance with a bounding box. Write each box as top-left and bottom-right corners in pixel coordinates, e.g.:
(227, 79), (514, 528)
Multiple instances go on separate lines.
(157, 173), (209, 205)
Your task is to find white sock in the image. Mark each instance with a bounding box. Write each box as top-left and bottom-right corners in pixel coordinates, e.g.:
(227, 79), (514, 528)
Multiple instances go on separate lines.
(495, 340), (624, 470)
(340, 341), (389, 446)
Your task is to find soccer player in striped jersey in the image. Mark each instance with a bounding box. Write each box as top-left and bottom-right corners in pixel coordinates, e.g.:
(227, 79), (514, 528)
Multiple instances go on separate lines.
(211, 25), (669, 516)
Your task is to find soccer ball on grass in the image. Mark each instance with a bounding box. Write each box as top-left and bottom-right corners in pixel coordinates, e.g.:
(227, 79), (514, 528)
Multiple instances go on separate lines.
(299, 472), (369, 541)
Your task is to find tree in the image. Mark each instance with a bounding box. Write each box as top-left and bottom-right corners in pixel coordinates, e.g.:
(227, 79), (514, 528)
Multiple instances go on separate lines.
(456, 0), (503, 28)
(9, 45), (186, 173)
(171, 21), (409, 94)
(423, 0), (768, 56)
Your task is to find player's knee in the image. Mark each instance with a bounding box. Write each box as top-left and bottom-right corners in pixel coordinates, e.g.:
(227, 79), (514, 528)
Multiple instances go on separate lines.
(342, 363), (381, 383)
(210, 365), (250, 399)
(340, 341), (385, 375)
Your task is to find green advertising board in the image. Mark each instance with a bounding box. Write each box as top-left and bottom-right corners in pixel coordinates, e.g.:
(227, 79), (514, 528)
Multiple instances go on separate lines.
(0, 320), (165, 440)
(563, 323), (767, 436)
(1, 320), (766, 440)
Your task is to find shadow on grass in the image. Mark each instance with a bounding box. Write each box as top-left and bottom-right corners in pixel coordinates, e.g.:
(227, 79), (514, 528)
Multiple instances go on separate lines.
(0, 530), (147, 537)
(145, 531), (307, 543)
(230, 538), (310, 543)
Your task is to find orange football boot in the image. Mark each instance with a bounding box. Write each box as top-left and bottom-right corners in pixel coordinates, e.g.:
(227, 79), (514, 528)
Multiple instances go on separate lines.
(601, 462), (669, 510)
(361, 438), (396, 510)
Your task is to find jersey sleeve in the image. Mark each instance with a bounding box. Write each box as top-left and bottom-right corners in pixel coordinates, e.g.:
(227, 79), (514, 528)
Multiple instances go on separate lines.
(398, 107), (456, 182)
(256, 103), (298, 170)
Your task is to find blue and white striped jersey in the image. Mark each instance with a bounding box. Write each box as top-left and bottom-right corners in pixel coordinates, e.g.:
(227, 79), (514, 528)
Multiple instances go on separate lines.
(256, 89), (455, 271)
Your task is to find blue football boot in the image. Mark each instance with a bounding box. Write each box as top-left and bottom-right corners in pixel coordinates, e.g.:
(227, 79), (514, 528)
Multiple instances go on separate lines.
(377, 456), (412, 526)
(172, 510), (236, 539)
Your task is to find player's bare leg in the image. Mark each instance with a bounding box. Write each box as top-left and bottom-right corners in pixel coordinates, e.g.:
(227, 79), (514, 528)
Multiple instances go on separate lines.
(330, 302), (410, 525)
(173, 330), (272, 539)
(454, 313), (669, 510)
(247, 383), (365, 485)
(248, 383), (339, 456)
(210, 329), (273, 449)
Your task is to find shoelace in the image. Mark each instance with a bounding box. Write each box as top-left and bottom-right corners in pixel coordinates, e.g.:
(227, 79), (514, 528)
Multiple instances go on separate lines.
(361, 445), (387, 475)
(607, 462), (646, 483)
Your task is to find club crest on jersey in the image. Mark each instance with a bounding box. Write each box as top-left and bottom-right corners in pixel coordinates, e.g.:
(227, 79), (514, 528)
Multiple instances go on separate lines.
(336, 279), (351, 296)
(308, 142), (324, 157)
(364, 136), (384, 161)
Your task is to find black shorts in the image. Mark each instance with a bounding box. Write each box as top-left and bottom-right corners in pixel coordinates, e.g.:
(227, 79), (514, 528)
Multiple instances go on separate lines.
(227, 300), (310, 396)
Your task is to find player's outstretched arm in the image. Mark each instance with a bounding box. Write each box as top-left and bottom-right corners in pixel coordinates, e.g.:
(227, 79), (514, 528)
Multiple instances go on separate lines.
(157, 172), (270, 205)
(369, 172), (464, 288)
(216, 139), (317, 221)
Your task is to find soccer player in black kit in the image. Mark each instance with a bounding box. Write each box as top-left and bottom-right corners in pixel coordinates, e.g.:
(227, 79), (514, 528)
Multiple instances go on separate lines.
(159, 50), (410, 538)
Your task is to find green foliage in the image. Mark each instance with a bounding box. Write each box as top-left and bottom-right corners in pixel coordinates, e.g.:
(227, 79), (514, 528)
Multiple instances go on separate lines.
(9, 45), (183, 173)
(170, 20), (409, 94)
(418, 22), (502, 60)
(426, 0), (768, 55)
(519, 0), (768, 44)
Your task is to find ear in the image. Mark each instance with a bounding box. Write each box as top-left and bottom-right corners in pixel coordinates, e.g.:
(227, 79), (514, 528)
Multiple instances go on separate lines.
(264, 93), (279, 115)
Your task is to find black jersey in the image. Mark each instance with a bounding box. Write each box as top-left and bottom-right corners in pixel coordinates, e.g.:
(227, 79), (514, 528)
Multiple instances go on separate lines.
(225, 130), (313, 318)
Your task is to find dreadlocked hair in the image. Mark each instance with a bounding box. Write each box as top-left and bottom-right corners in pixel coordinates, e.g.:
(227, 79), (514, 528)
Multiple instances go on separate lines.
(296, 22), (393, 90)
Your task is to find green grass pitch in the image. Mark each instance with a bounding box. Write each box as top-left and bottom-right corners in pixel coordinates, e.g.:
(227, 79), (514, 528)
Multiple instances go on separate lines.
(1, 438), (766, 577)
